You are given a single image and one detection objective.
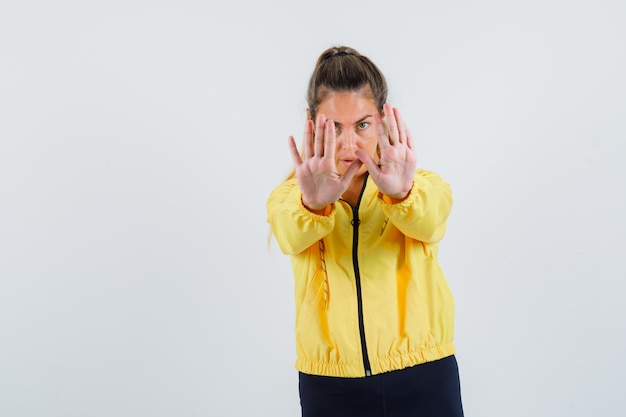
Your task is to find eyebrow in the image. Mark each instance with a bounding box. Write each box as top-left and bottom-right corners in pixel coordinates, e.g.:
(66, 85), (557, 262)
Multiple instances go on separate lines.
(333, 114), (374, 127)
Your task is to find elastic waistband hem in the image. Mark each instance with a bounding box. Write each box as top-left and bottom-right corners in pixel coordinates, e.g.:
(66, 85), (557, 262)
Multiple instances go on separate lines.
(296, 343), (456, 378)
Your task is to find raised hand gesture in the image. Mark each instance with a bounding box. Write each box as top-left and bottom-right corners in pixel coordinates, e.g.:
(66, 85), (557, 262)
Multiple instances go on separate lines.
(356, 103), (417, 200)
(289, 114), (363, 211)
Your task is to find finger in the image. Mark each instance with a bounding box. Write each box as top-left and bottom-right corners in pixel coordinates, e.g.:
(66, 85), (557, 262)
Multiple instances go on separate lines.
(303, 119), (314, 159)
(383, 103), (399, 145)
(314, 114), (326, 157)
(405, 125), (414, 150)
(355, 148), (381, 175)
(324, 119), (336, 160)
(374, 113), (390, 150)
(340, 159), (364, 187)
(393, 107), (407, 145)
(288, 136), (303, 166)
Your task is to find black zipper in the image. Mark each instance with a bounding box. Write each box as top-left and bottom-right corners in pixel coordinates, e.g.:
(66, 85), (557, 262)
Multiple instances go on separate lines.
(342, 174), (372, 377)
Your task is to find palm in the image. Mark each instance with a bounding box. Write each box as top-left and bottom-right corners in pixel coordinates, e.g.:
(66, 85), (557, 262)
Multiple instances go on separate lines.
(289, 115), (362, 210)
(371, 138), (417, 196)
(294, 157), (345, 208)
(357, 104), (417, 200)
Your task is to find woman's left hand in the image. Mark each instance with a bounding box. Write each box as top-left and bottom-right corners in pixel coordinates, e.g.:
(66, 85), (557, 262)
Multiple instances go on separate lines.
(356, 103), (417, 200)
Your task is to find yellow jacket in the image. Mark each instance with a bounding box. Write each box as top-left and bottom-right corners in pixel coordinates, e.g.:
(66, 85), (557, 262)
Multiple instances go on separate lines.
(266, 169), (456, 378)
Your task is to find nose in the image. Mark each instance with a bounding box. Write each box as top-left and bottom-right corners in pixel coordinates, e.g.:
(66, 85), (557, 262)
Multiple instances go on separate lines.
(340, 129), (357, 151)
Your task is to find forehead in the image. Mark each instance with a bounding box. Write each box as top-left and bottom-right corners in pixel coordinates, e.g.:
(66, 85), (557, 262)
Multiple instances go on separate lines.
(317, 90), (378, 122)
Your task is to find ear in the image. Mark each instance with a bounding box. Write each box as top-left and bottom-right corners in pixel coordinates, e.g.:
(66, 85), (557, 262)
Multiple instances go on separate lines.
(306, 108), (312, 120)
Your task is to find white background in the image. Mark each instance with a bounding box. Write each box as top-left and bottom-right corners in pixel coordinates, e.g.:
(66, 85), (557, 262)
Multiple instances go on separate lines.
(1, 1), (625, 416)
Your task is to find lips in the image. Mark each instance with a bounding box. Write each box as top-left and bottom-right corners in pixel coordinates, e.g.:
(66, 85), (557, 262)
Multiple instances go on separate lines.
(340, 159), (355, 167)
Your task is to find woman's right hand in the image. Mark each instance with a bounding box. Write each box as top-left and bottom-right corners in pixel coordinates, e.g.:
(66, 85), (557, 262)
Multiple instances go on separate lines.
(288, 114), (363, 211)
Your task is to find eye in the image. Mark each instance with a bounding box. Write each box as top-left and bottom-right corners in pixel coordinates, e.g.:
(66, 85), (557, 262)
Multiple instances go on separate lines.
(357, 121), (370, 130)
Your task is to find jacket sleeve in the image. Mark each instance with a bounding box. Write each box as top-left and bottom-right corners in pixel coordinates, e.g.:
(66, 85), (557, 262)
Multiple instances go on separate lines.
(378, 169), (452, 243)
(266, 178), (336, 255)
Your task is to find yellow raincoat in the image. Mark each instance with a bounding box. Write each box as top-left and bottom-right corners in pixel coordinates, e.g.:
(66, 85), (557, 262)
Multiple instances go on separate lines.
(267, 169), (456, 378)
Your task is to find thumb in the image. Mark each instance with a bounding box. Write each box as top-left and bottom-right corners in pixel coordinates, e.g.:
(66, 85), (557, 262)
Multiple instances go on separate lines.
(339, 159), (364, 188)
(355, 149), (380, 174)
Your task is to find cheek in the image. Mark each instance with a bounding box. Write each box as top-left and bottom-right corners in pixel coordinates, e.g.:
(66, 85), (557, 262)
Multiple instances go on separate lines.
(360, 135), (378, 153)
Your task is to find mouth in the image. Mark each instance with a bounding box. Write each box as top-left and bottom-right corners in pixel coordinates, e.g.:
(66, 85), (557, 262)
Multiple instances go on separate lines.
(339, 159), (355, 167)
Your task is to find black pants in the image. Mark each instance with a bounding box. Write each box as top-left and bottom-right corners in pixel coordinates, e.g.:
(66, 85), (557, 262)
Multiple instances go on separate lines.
(299, 355), (464, 417)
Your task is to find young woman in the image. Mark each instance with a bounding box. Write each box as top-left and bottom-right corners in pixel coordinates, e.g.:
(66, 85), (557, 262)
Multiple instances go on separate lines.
(266, 46), (464, 417)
